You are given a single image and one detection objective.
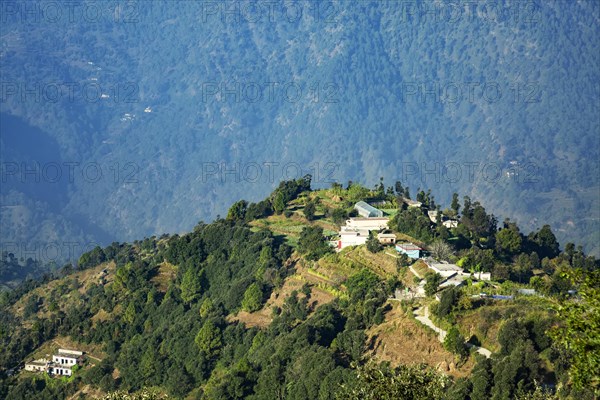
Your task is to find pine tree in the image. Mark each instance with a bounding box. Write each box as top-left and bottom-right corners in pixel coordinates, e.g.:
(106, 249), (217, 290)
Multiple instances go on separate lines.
(242, 283), (264, 312)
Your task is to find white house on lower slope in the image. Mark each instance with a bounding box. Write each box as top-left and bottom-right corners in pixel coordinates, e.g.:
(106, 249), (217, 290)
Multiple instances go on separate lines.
(50, 365), (73, 376)
(23, 348), (84, 377)
(52, 349), (83, 367)
(24, 359), (50, 373)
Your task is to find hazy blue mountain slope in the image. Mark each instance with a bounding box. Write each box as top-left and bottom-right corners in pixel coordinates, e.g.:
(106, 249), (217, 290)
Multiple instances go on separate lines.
(1, 0), (598, 268)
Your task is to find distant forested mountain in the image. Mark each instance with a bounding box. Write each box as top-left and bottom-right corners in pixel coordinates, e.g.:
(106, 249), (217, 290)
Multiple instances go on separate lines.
(1, 0), (599, 273)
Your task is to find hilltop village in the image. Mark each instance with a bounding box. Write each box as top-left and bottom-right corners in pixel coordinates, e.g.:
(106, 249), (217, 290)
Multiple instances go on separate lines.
(334, 200), (491, 298)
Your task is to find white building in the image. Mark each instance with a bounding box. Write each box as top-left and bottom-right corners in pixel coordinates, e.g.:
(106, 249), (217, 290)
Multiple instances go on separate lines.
(52, 349), (82, 367)
(472, 271), (491, 281)
(345, 217), (389, 231)
(439, 275), (467, 289)
(442, 219), (458, 228)
(23, 349), (83, 377)
(403, 199), (422, 208)
(424, 259), (463, 278)
(50, 365), (73, 376)
(377, 232), (396, 245)
(24, 359), (50, 373)
(337, 228), (370, 249)
(427, 210), (438, 223)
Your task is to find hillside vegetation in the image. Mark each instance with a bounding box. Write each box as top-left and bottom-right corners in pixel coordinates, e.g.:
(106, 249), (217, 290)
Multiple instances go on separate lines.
(0, 178), (598, 399)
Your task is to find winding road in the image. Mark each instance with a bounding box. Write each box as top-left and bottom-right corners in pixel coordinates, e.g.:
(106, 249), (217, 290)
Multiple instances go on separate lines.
(413, 305), (492, 358)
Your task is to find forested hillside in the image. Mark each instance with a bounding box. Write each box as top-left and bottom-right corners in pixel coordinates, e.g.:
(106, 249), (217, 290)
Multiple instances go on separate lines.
(0, 178), (598, 399)
(1, 0), (599, 276)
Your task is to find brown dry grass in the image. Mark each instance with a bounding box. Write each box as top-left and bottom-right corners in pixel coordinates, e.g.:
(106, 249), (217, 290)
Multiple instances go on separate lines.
(150, 261), (177, 292)
(11, 261), (116, 321)
(228, 268), (337, 329)
(366, 302), (475, 378)
(411, 259), (430, 277)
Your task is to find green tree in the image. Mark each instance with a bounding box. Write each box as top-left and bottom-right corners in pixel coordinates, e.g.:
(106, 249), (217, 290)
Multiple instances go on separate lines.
(345, 269), (381, 301)
(366, 232), (383, 253)
(444, 326), (468, 359)
(436, 224), (450, 241)
(123, 302), (137, 324)
(199, 298), (215, 318)
(298, 226), (331, 261)
(180, 268), (204, 304)
(140, 347), (158, 381)
(395, 181), (404, 195)
(495, 221), (522, 255)
(336, 362), (448, 400)
(241, 282), (264, 312)
(470, 358), (493, 400)
(329, 207), (348, 225)
(304, 201), (316, 221)
(272, 191), (286, 214)
(227, 200), (248, 221)
(396, 253), (410, 272)
(451, 193), (460, 215)
(435, 287), (459, 318)
(491, 341), (540, 400)
(447, 378), (472, 400)
(513, 254), (533, 283)
(424, 272), (442, 296)
(23, 294), (39, 318)
(498, 319), (530, 355)
(195, 320), (222, 359)
(99, 388), (168, 400)
(549, 268), (600, 393)
(532, 224), (560, 259)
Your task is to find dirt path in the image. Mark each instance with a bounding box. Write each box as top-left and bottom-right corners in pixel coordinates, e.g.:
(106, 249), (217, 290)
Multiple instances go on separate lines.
(413, 305), (491, 358)
(409, 264), (423, 279)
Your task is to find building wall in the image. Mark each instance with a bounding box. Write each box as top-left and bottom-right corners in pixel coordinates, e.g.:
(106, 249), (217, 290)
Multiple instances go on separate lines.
(25, 364), (46, 372)
(52, 367), (72, 376)
(346, 218), (389, 230)
(53, 355), (77, 365)
(474, 272), (491, 281)
(339, 235), (368, 249)
(378, 236), (396, 244)
(428, 267), (458, 278)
